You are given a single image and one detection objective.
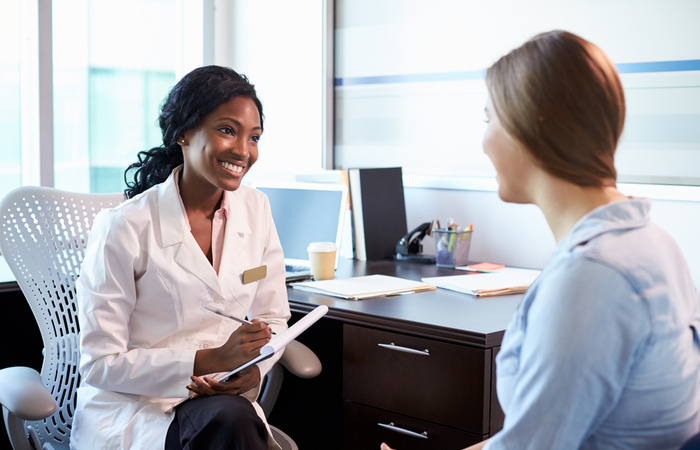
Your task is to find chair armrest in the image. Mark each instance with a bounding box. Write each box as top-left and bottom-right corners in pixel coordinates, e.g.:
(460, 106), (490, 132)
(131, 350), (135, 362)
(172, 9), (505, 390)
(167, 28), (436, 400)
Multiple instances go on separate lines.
(0, 367), (57, 420)
(279, 340), (322, 379)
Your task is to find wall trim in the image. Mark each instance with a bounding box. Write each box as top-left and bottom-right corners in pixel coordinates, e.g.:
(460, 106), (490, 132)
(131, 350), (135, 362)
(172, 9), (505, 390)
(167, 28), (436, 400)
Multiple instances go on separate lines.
(403, 174), (700, 202)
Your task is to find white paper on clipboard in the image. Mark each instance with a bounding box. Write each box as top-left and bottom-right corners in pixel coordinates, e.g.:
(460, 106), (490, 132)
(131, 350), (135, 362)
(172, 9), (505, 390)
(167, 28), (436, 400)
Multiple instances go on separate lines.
(216, 304), (328, 382)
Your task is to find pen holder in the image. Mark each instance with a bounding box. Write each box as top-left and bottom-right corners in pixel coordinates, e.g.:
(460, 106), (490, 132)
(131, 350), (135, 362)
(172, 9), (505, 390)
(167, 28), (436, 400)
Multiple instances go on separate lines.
(433, 229), (472, 268)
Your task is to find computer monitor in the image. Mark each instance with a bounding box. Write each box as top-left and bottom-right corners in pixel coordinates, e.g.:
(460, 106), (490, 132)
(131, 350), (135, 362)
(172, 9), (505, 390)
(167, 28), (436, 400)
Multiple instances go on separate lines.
(253, 181), (348, 275)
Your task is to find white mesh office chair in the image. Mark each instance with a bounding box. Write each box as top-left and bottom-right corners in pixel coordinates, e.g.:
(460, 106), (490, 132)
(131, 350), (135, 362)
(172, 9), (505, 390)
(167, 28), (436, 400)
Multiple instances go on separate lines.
(0, 186), (319, 450)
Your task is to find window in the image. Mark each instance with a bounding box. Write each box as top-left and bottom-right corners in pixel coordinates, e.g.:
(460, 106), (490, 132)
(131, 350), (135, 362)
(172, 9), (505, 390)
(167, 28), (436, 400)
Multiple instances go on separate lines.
(0, 0), (203, 200)
(226, 0), (327, 181)
(334, 0), (700, 187)
(53, 0), (177, 193)
(0, 0), (22, 202)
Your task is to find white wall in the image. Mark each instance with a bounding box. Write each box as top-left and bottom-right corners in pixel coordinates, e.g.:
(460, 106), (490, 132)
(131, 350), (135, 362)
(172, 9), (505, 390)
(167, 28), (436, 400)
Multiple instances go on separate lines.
(218, 1), (700, 293)
(222, 0), (325, 185)
(648, 199), (700, 290)
(406, 188), (700, 291)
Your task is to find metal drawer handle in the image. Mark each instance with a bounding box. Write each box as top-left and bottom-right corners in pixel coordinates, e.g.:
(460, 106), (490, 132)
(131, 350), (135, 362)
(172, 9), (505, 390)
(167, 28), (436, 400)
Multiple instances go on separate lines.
(378, 342), (429, 356)
(378, 422), (428, 439)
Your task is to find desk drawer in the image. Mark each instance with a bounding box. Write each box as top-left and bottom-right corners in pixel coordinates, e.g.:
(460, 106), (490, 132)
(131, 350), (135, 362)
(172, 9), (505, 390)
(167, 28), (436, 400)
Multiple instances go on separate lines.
(343, 400), (484, 450)
(343, 324), (491, 433)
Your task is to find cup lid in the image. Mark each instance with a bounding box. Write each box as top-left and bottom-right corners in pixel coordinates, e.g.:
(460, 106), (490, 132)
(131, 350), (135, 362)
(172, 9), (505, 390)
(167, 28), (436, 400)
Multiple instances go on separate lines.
(307, 242), (337, 252)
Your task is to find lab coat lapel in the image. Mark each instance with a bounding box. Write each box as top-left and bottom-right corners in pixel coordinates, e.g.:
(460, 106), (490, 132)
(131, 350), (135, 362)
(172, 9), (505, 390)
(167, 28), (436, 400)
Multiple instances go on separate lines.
(218, 190), (252, 301)
(158, 171), (224, 297)
(175, 235), (224, 297)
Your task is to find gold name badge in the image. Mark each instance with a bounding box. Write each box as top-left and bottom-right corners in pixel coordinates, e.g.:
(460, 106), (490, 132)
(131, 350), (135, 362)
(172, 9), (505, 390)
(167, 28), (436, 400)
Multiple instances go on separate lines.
(243, 265), (267, 284)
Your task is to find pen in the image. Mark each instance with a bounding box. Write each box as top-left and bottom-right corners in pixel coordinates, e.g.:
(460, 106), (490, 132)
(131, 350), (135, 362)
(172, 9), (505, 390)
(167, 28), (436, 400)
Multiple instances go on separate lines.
(202, 304), (276, 334)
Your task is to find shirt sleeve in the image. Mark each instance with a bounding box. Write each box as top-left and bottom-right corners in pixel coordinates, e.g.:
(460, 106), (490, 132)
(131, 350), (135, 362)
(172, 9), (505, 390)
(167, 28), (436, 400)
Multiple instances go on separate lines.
(77, 209), (197, 399)
(486, 257), (651, 450)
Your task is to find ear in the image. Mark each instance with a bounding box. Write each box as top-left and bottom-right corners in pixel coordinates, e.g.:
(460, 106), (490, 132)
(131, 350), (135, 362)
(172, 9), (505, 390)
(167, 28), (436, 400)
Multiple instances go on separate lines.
(177, 135), (187, 147)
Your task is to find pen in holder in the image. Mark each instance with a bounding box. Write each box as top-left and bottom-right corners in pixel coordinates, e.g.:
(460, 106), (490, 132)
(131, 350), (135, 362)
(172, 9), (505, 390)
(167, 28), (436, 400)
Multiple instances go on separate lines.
(433, 228), (473, 268)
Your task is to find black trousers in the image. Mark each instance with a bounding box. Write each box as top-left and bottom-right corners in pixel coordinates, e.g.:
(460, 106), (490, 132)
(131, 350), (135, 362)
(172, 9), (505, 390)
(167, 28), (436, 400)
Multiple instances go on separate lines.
(164, 395), (268, 450)
(681, 433), (700, 450)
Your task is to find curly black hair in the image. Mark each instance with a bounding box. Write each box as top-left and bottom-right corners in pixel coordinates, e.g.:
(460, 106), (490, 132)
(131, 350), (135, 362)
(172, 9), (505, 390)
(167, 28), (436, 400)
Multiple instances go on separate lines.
(124, 66), (263, 198)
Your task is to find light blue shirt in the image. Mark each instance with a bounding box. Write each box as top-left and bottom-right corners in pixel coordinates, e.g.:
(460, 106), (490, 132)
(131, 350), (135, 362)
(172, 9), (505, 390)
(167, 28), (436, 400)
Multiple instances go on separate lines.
(487, 198), (700, 450)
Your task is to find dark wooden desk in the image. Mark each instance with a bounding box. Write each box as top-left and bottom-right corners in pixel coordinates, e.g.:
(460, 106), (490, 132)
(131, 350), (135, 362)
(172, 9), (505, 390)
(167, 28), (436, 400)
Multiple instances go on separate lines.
(0, 259), (42, 450)
(272, 258), (521, 449)
(0, 257), (521, 449)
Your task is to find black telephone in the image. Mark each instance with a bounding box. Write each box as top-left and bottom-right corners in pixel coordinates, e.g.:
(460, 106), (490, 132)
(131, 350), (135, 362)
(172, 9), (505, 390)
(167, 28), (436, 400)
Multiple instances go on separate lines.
(395, 222), (436, 264)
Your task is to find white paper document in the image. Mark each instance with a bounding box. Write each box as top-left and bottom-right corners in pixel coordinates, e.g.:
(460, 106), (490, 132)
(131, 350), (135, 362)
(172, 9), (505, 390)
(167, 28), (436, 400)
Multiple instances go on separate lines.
(291, 274), (436, 301)
(422, 268), (542, 297)
(216, 304), (328, 382)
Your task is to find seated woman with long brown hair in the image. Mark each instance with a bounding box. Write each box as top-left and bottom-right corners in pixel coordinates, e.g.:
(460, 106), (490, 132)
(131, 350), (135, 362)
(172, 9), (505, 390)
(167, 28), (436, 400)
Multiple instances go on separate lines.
(384, 30), (700, 450)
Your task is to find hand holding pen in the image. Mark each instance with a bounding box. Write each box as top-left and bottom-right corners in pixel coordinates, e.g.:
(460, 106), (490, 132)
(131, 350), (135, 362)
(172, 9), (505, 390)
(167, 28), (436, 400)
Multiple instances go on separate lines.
(202, 303), (276, 335)
(192, 305), (273, 390)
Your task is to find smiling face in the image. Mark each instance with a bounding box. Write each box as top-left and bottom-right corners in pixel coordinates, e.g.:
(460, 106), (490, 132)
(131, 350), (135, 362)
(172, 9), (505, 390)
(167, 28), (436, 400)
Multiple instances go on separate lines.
(482, 95), (538, 204)
(180, 95), (261, 194)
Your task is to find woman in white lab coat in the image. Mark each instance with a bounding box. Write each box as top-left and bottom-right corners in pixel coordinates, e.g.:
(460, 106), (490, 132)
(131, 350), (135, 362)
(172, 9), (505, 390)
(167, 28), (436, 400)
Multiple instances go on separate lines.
(71, 66), (290, 450)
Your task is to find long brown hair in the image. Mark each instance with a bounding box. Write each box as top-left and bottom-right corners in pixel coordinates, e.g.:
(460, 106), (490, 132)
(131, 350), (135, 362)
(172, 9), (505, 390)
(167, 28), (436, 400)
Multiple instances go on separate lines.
(485, 30), (625, 186)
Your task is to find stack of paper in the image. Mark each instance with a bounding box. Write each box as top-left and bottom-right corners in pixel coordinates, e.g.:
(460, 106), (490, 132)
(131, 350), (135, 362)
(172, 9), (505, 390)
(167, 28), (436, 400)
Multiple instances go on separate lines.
(291, 274), (435, 301)
(422, 267), (542, 297)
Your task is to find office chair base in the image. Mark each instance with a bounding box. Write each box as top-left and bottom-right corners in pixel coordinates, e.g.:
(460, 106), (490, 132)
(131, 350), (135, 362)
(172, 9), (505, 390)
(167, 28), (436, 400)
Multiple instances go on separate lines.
(270, 425), (298, 450)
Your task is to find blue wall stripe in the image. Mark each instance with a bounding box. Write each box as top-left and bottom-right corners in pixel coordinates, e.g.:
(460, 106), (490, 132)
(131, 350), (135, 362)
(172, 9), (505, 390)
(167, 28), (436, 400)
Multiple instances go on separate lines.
(335, 70), (485, 86)
(335, 59), (700, 87)
(615, 60), (700, 74)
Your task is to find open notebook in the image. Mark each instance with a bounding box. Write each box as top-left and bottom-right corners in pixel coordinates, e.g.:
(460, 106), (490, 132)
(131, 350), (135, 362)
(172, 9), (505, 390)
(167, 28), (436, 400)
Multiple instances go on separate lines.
(254, 181), (348, 281)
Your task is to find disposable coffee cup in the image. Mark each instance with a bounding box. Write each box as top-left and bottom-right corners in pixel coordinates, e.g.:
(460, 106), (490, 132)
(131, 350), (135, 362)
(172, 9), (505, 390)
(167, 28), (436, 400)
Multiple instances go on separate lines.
(307, 242), (337, 281)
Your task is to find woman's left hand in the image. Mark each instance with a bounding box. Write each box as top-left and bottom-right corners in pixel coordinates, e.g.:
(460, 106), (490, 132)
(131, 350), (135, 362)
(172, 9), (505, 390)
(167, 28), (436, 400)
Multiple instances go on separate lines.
(186, 365), (261, 398)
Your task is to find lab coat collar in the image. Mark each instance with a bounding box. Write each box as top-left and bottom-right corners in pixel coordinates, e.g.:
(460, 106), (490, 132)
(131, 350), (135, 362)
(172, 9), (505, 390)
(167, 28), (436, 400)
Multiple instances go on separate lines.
(158, 166), (253, 243)
(223, 189), (253, 235)
(158, 167), (224, 296)
(217, 189), (253, 306)
(159, 167), (188, 248)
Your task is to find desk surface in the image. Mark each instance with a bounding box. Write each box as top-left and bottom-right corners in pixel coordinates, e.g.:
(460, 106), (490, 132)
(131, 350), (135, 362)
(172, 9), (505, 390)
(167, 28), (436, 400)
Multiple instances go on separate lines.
(1, 254), (521, 348)
(287, 258), (521, 348)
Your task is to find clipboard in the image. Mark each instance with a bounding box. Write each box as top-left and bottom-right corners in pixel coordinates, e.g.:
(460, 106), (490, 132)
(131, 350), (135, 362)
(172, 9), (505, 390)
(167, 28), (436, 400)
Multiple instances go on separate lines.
(216, 304), (328, 382)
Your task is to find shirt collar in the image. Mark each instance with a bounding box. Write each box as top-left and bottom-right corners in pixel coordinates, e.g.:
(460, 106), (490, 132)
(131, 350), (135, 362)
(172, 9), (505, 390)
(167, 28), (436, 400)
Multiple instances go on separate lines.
(559, 197), (651, 252)
(173, 166), (230, 231)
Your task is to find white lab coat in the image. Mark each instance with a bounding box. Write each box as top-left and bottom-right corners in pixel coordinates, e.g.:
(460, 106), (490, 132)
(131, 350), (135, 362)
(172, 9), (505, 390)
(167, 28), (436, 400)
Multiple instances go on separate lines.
(71, 169), (290, 450)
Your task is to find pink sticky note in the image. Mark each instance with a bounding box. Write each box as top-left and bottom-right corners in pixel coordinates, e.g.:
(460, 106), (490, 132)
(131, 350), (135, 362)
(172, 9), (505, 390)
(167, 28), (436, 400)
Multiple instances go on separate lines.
(467, 262), (505, 271)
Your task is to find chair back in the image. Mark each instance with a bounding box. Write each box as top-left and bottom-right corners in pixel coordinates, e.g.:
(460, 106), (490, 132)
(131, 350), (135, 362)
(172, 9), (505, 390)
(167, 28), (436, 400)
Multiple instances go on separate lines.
(0, 186), (123, 449)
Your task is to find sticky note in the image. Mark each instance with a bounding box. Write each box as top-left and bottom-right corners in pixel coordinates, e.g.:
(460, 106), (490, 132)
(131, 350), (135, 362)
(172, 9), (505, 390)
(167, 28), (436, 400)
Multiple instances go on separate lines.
(467, 262), (506, 272)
